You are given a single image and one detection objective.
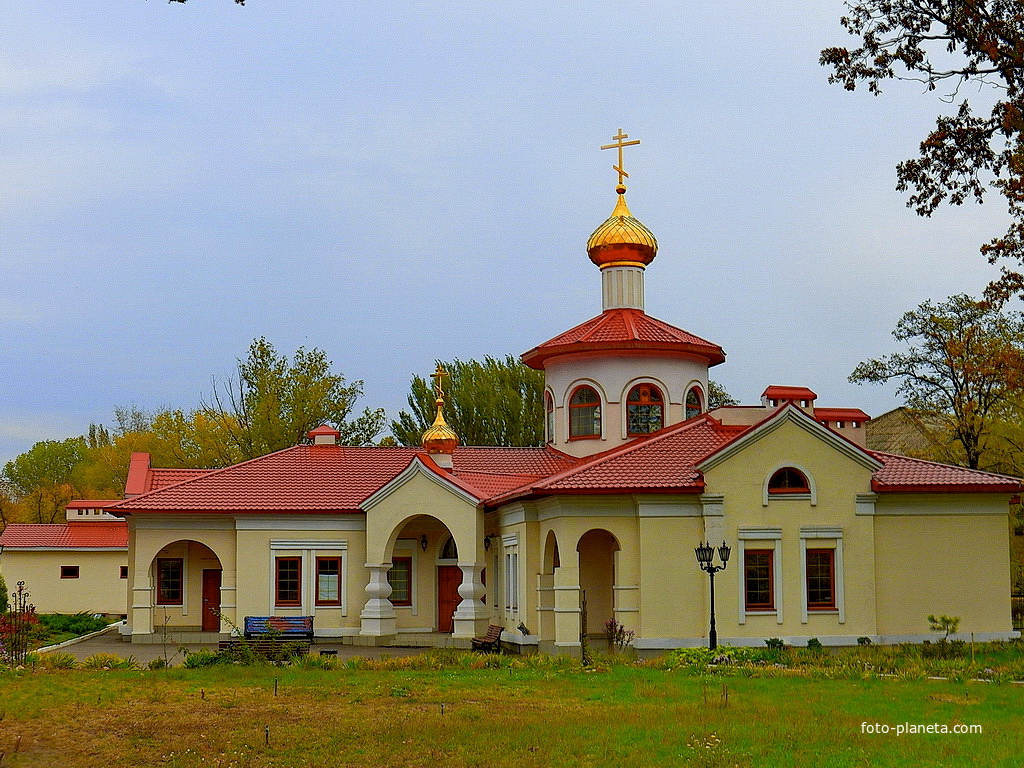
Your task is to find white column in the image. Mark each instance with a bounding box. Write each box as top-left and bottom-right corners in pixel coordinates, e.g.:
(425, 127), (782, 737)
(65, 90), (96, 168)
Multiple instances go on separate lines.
(359, 563), (397, 637)
(452, 563), (488, 638)
(601, 265), (645, 310)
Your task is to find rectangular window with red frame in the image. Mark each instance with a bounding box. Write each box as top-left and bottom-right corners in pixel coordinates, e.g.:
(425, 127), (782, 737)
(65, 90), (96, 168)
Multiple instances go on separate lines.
(806, 549), (836, 610)
(315, 557), (341, 606)
(744, 550), (774, 611)
(388, 557), (412, 606)
(156, 558), (183, 605)
(275, 557), (302, 607)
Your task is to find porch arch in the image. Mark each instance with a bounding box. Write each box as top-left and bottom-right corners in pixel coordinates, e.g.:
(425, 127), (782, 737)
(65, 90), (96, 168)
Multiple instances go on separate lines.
(142, 539), (226, 635)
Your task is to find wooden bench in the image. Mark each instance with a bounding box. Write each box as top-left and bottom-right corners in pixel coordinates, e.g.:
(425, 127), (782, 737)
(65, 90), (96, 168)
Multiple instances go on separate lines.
(471, 624), (503, 652)
(218, 616), (314, 658)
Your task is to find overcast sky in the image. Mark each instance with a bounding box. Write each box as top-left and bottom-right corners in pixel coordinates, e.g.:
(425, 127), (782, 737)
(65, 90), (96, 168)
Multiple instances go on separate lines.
(1, 2), (1016, 464)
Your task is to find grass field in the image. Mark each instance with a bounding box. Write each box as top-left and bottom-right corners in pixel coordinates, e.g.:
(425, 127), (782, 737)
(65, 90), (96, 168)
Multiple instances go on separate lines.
(1, 650), (1022, 767)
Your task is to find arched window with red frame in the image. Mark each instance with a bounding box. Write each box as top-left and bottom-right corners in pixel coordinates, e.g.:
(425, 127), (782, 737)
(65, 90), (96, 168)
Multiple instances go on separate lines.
(569, 385), (601, 438)
(544, 391), (555, 443)
(626, 383), (664, 435)
(767, 467), (810, 494)
(685, 386), (704, 420)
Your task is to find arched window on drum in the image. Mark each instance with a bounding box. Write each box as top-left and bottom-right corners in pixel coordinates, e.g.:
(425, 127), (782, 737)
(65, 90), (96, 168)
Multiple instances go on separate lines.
(685, 386), (704, 420)
(626, 383), (664, 435)
(569, 386), (602, 438)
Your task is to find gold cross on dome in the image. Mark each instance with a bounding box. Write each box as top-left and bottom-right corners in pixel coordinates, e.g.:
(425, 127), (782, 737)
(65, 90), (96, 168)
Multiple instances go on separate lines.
(601, 128), (641, 186)
(430, 364), (449, 400)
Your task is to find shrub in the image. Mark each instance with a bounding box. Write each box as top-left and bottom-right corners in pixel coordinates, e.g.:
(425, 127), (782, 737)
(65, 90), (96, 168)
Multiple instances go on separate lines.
(764, 638), (786, 651)
(147, 657), (168, 670)
(603, 617), (636, 652)
(920, 639), (966, 659)
(806, 638), (824, 652)
(183, 649), (229, 668)
(0, 572), (7, 613)
(857, 636), (872, 646)
(81, 653), (129, 670)
(927, 614), (960, 639)
(37, 613), (110, 637)
(40, 651), (78, 669)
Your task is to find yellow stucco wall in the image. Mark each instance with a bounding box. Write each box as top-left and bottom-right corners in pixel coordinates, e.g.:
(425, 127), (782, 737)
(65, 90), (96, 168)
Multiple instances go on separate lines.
(0, 550), (127, 615)
(874, 495), (1012, 636)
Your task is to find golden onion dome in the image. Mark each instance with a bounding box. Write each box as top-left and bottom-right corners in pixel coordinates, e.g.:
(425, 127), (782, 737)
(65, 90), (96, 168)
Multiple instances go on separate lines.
(586, 184), (658, 269)
(421, 398), (459, 455)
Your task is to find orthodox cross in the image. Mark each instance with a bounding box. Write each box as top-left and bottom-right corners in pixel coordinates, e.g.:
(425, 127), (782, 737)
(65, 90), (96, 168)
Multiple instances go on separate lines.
(430, 364), (450, 401)
(601, 128), (641, 186)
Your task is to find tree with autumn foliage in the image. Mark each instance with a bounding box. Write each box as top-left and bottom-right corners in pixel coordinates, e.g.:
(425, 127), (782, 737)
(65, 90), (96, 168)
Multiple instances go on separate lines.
(821, 2), (1024, 301)
(850, 293), (1024, 469)
(203, 337), (386, 458)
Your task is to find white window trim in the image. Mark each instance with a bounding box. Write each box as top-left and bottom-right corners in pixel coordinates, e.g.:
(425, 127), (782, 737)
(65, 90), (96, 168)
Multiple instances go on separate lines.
(737, 528), (783, 625)
(544, 387), (556, 444)
(269, 539), (348, 616)
(799, 527), (844, 624)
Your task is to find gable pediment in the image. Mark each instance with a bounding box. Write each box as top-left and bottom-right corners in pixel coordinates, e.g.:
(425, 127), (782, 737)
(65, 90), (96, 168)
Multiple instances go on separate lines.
(697, 404), (882, 474)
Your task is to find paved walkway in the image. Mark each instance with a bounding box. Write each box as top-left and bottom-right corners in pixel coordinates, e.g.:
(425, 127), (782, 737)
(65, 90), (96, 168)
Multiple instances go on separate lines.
(44, 626), (430, 664)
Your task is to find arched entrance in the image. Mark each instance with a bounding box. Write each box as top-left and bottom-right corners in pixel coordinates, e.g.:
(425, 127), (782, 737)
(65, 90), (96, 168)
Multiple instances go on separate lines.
(149, 540), (223, 633)
(384, 516), (473, 635)
(577, 529), (619, 636)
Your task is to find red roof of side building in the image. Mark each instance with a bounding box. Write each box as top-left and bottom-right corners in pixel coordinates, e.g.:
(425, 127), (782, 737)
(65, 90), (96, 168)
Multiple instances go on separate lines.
(814, 408), (870, 422)
(107, 445), (579, 514)
(521, 308), (726, 369)
(65, 499), (122, 509)
(763, 385), (817, 401)
(869, 452), (1023, 493)
(0, 521), (128, 549)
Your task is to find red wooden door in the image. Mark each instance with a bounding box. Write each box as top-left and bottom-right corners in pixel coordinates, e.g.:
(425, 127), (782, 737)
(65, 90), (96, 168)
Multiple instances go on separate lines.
(201, 569), (222, 632)
(437, 565), (461, 633)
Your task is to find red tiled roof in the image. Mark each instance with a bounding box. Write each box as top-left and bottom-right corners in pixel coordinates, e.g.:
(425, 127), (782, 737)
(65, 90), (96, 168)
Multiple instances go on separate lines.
(148, 468), (212, 491)
(0, 522), (128, 549)
(487, 416), (748, 505)
(763, 386), (817, 400)
(65, 499), (122, 509)
(814, 408), (870, 422)
(521, 308), (725, 369)
(869, 452), (1022, 493)
(108, 445), (579, 514)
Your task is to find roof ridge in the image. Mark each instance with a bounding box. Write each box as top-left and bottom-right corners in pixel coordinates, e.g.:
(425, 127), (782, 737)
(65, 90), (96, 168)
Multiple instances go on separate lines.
(621, 308), (639, 339)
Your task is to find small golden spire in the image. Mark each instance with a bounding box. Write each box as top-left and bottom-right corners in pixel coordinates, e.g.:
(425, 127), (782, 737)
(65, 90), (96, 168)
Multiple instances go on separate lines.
(421, 364), (459, 455)
(601, 128), (641, 187)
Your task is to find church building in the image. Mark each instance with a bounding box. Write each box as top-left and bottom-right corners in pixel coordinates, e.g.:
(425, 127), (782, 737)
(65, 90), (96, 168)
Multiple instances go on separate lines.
(95, 133), (1021, 652)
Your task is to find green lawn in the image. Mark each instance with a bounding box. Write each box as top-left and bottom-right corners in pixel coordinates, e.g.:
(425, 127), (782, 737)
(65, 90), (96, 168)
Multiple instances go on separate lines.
(0, 651), (1021, 767)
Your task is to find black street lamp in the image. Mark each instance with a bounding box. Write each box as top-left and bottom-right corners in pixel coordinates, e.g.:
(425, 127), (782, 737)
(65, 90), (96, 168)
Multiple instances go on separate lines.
(694, 540), (731, 650)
